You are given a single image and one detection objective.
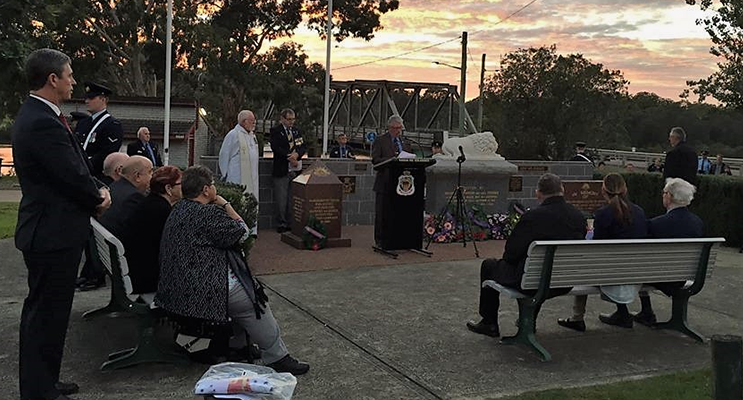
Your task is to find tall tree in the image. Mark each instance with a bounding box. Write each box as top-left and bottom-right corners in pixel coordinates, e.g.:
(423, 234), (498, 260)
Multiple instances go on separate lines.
(482, 45), (628, 160)
(685, 0), (743, 109)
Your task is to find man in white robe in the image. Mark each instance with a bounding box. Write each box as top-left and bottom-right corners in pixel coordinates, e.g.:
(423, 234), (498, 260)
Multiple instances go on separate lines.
(219, 109), (260, 236)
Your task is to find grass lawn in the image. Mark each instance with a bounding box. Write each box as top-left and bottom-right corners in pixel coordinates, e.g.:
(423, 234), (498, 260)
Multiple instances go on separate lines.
(503, 369), (712, 400)
(0, 202), (18, 239)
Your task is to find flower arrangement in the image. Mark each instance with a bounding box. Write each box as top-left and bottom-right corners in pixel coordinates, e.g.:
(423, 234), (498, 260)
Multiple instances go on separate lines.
(424, 202), (524, 243)
(302, 214), (328, 251)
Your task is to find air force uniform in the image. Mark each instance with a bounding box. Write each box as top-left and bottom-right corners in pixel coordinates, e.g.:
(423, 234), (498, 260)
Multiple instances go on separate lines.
(74, 82), (123, 179)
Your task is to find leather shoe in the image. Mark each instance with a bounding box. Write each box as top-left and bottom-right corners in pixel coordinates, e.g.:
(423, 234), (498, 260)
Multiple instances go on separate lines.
(599, 311), (633, 328)
(466, 319), (500, 337)
(267, 355), (310, 376)
(632, 311), (657, 327)
(557, 317), (586, 332)
(55, 381), (79, 395)
(77, 279), (105, 291)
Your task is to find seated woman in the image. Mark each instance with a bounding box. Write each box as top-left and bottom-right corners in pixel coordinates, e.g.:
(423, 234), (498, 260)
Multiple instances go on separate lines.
(120, 165), (182, 296)
(156, 165), (309, 375)
(557, 173), (647, 331)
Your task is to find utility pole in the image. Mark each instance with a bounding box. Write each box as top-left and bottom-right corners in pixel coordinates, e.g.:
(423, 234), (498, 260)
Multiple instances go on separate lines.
(478, 53), (486, 132)
(459, 31), (468, 135)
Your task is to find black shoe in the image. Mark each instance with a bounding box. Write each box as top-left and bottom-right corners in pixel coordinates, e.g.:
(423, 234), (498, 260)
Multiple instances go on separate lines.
(632, 311), (657, 327)
(599, 312), (633, 328)
(75, 277), (88, 288)
(557, 317), (586, 332)
(466, 319), (500, 337)
(77, 278), (105, 292)
(268, 355), (310, 376)
(276, 226), (290, 233)
(55, 381), (79, 395)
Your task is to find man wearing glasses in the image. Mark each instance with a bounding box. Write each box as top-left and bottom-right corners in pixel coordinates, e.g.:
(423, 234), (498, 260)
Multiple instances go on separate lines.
(269, 108), (306, 233)
(371, 115), (413, 247)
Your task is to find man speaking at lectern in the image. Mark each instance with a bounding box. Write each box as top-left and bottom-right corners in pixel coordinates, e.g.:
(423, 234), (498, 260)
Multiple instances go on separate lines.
(372, 115), (413, 247)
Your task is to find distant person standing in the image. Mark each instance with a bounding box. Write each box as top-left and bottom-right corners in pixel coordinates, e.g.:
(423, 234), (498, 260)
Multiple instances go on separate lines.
(697, 150), (712, 175)
(269, 108), (306, 233)
(663, 127), (697, 184)
(75, 82), (123, 179)
(219, 110), (260, 236)
(127, 126), (163, 167)
(570, 141), (594, 165)
(12, 48), (111, 400)
(711, 154), (732, 176)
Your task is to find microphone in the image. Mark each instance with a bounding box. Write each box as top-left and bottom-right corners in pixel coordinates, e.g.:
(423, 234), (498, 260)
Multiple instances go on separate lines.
(458, 145), (466, 162)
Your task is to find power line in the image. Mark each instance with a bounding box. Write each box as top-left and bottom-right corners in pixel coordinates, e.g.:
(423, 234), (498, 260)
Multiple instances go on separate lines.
(334, 0), (541, 71)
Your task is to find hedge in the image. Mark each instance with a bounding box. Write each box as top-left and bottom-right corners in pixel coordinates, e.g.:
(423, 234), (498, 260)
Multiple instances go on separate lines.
(612, 172), (743, 247)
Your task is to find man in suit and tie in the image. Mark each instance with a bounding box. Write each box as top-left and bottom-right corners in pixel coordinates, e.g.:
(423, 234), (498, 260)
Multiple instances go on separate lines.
(126, 126), (162, 167)
(371, 115), (413, 247)
(269, 108), (306, 233)
(12, 48), (111, 400)
(74, 81), (123, 179)
(329, 133), (355, 159)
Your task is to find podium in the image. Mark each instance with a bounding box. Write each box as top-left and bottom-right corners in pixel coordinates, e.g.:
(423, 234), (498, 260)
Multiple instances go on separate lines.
(373, 158), (436, 255)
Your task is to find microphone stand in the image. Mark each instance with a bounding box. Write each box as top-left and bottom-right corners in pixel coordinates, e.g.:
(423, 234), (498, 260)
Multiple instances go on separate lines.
(424, 146), (479, 257)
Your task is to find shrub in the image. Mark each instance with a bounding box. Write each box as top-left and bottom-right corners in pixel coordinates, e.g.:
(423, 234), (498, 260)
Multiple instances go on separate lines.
(214, 180), (258, 255)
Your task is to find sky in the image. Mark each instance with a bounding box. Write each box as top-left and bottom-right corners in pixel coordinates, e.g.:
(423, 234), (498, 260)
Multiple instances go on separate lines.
(271, 0), (718, 102)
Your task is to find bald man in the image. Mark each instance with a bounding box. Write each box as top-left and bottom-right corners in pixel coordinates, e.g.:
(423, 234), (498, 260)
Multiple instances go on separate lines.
(219, 109), (259, 235)
(99, 155), (153, 237)
(101, 152), (130, 186)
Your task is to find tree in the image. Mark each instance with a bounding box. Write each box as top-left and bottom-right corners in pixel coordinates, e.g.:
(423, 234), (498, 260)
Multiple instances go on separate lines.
(482, 45), (628, 160)
(684, 0), (743, 109)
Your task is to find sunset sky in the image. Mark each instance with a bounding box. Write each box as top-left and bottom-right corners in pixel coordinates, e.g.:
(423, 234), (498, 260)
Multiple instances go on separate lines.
(274, 0), (717, 101)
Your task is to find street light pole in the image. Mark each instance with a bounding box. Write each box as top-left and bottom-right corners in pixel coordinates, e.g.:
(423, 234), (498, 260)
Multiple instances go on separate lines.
(322, 0), (333, 158)
(478, 53), (486, 132)
(459, 31), (468, 135)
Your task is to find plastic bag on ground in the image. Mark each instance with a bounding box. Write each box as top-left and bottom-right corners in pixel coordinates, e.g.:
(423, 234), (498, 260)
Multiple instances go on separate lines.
(194, 362), (297, 400)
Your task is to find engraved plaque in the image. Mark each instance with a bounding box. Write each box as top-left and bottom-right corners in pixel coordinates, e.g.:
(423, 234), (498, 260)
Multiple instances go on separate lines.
(509, 176), (523, 192)
(563, 180), (605, 214)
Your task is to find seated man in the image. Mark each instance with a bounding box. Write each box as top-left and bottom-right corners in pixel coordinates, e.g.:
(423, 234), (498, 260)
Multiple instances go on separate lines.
(631, 178), (703, 326)
(467, 173), (587, 337)
(156, 166), (309, 375)
(431, 140), (443, 157)
(99, 155), (153, 238)
(329, 132), (355, 159)
(101, 152), (129, 186)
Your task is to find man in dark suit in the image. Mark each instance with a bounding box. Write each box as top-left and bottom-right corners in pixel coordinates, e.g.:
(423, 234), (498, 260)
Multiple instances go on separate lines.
(269, 108), (306, 233)
(12, 48), (111, 400)
(467, 173), (587, 337)
(711, 154), (732, 176)
(371, 115), (413, 247)
(329, 133), (355, 159)
(631, 177), (703, 326)
(74, 81), (123, 180)
(99, 155), (153, 238)
(126, 126), (162, 167)
(663, 127), (697, 184)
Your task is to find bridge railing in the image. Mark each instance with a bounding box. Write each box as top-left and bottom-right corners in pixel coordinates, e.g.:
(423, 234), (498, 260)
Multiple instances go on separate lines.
(593, 148), (743, 176)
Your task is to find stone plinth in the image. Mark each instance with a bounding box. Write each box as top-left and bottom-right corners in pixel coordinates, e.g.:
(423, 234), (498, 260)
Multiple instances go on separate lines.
(281, 161), (351, 249)
(426, 158), (517, 215)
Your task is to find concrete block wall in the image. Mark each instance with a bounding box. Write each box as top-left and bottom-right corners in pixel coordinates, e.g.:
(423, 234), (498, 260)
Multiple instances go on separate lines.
(197, 157), (596, 228)
(507, 160), (595, 209)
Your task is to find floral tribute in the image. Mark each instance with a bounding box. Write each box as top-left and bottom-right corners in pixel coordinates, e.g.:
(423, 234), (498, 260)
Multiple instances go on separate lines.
(424, 202), (524, 243)
(302, 215), (328, 251)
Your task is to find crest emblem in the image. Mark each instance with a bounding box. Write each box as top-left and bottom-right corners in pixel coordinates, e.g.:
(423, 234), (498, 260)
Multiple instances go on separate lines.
(396, 171), (415, 196)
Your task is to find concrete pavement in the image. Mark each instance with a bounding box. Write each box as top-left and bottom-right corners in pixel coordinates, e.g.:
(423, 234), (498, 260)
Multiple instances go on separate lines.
(0, 238), (740, 399)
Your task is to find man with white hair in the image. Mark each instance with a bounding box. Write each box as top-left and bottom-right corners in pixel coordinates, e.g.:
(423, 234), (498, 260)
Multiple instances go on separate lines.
(608, 178), (703, 327)
(663, 127), (697, 184)
(219, 110), (259, 236)
(101, 152), (130, 186)
(126, 126), (162, 167)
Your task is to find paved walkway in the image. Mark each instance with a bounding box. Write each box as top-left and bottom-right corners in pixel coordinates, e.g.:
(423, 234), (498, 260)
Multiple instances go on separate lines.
(0, 190), (20, 202)
(0, 238), (740, 399)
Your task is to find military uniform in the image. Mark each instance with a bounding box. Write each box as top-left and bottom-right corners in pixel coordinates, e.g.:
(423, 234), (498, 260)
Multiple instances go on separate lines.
(75, 82), (123, 179)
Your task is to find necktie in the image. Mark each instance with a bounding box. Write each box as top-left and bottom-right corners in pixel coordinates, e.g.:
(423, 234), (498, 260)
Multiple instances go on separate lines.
(394, 137), (402, 153)
(59, 113), (71, 132)
(145, 142), (156, 164)
(340, 146), (346, 158)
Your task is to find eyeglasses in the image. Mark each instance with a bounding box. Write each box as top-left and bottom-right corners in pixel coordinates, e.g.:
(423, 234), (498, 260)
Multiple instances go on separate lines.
(172, 181), (182, 186)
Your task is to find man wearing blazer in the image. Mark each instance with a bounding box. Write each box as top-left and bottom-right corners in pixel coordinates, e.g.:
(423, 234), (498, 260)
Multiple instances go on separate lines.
(126, 126), (163, 167)
(663, 127), (697, 184)
(371, 115), (413, 247)
(269, 108), (306, 233)
(12, 49), (111, 400)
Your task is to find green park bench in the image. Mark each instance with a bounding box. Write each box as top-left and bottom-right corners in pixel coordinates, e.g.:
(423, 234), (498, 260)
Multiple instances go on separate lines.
(483, 237), (725, 361)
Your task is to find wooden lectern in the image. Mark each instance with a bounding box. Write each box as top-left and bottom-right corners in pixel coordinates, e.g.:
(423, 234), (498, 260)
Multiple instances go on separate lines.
(373, 158), (436, 257)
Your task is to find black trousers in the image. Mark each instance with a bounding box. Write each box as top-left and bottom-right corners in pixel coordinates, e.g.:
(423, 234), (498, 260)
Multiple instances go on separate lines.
(478, 258), (571, 323)
(20, 246), (83, 400)
(374, 191), (385, 246)
(78, 228), (104, 282)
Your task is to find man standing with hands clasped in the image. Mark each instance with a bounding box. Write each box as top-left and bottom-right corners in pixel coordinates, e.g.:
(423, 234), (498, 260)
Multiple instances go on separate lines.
(12, 48), (111, 400)
(269, 108), (306, 233)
